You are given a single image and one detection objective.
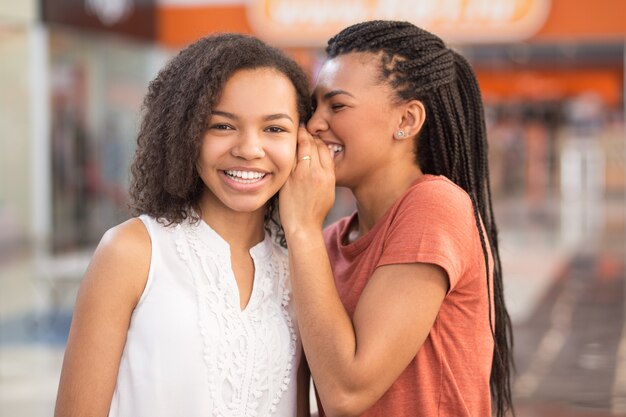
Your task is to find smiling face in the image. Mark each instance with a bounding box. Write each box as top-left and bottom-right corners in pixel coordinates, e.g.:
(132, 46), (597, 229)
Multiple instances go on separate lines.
(308, 52), (403, 188)
(197, 67), (299, 216)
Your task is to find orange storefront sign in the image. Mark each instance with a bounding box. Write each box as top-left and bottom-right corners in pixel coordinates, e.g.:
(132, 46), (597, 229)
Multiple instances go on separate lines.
(246, 0), (551, 46)
(475, 68), (623, 106)
(156, 0), (626, 48)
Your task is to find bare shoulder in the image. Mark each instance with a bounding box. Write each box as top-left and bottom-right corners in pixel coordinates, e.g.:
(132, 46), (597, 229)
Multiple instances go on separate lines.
(83, 217), (152, 304)
(100, 217), (151, 254)
(55, 218), (152, 416)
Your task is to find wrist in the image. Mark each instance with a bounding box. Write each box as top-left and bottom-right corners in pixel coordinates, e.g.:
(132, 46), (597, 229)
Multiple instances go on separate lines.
(284, 225), (323, 244)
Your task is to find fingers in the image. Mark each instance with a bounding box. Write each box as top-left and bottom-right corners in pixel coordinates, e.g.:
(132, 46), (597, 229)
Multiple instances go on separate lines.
(315, 138), (333, 169)
(297, 126), (314, 164)
(296, 126), (334, 174)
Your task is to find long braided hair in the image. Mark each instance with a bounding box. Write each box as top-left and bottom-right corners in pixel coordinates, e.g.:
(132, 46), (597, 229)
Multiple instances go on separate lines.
(326, 20), (514, 416)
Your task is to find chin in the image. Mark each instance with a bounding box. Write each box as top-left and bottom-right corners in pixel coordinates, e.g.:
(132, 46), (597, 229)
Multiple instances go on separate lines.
(334, 172), (358, 190)
(228, 201), (267, 213)
(333, 171), (347, 187)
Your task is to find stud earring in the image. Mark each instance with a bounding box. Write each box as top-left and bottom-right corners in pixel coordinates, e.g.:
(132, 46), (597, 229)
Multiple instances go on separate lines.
(394, 130), (406, 139)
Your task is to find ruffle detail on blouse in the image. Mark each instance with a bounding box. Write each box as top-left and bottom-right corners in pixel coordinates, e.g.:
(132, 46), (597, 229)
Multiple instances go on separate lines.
(174, 220), (296, 417)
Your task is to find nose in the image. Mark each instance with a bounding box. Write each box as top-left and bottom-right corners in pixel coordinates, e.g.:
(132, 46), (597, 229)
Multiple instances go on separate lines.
(231, 131), (265, 160)
(306, 107), (329, 136)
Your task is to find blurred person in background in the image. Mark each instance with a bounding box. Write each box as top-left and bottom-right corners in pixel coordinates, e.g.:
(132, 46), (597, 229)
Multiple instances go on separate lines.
(279, 20), (514, 417)
(54, 33), (312, 417)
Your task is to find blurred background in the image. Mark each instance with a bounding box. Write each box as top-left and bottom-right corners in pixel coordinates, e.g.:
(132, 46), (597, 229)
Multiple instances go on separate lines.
(0, 0), (625, 416)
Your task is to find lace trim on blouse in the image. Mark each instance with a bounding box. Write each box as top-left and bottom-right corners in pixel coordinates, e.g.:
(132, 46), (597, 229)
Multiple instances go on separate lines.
(175, 220), (296, 417)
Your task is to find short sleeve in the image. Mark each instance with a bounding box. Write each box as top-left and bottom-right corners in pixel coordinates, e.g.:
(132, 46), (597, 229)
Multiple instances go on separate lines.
(377, 179), (477, 291)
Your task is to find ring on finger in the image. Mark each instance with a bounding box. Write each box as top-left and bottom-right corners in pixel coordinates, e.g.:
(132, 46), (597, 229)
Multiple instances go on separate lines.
(300, 155), (311, 161)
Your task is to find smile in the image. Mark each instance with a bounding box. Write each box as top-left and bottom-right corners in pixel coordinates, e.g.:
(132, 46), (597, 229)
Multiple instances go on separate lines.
(224, 170), (267, 184)
(327, 143), (344, 158)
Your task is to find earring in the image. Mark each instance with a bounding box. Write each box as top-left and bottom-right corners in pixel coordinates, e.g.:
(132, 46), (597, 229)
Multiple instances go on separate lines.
(394, 130), (406, 139)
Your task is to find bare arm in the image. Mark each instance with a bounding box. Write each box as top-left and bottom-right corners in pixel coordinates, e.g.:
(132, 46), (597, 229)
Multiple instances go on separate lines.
(286, 232), (447, 417)
(280, 130), (448, 417)
(54, 218), (151, 417)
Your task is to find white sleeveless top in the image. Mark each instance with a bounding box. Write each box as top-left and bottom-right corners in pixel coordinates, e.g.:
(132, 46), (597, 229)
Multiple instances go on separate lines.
(109, 215), (301, 417)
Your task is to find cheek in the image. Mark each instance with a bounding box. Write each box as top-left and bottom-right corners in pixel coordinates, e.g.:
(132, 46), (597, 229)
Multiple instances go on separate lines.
(196, 149), (207, 174)
(198, 138), (230, 169)
(196, 150), (210, 175)
(270, 140), (297, 174)
(327, 112), (352, 136)
(197, 138), (212, 167)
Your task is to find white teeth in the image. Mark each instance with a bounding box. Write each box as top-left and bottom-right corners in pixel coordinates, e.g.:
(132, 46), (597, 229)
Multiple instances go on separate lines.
(224, 170), (266, 182)
(327, 144), (344, 156)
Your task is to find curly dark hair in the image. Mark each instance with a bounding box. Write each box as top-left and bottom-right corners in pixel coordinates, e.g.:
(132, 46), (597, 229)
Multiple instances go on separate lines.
(129, 34), (311, 246)
(327, 21), (514, 416)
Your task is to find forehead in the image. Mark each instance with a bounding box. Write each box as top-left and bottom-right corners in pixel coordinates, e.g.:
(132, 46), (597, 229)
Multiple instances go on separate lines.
(221, 68), (293, 97)
(216, 67), (298, 110)
(315, 53), (382, 94)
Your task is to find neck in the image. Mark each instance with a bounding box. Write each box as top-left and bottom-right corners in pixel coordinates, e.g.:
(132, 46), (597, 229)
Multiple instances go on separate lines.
(351, 165), (423, 238)
(197, 194), (267, 251)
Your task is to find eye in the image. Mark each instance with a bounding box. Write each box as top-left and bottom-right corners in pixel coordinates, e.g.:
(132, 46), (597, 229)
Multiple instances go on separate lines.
(210, 123), (234, 130)
(331, 103), (346, 111)
(265, 126), (288, 133)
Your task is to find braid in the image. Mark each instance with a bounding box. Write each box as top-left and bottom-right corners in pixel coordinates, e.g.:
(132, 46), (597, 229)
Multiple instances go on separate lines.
(327, 21), (514, 416)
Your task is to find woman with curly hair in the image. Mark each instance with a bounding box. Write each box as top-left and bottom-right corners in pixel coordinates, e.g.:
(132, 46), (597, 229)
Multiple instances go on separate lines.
(55, 34), (312, 417)
(279, 21), (514, 417)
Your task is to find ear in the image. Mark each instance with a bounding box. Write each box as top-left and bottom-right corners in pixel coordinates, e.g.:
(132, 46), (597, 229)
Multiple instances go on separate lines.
(394, 100), (426, 140)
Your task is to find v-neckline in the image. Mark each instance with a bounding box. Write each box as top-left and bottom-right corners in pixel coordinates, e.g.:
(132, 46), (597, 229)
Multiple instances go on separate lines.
(195, 218), (272, 313)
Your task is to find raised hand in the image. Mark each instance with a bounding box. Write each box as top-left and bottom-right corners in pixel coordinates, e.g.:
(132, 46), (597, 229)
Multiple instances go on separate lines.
(279, 126), (336, 237)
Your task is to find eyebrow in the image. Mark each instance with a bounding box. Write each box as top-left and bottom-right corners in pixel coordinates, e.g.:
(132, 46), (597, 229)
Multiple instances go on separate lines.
(265, 113), (294, 123)
(322, 89), (355, 100)
(212, 110), (294, 124)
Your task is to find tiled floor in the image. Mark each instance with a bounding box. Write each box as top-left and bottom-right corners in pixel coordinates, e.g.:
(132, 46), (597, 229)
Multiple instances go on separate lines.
(1, 196), (624, 416)
(504, 197), (626, 417)
(0, 249), (80, 417)
(0, 346), (65, 416)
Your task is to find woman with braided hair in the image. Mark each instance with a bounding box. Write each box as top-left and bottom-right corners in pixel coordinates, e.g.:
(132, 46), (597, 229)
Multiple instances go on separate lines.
(279, 20), (514, 417)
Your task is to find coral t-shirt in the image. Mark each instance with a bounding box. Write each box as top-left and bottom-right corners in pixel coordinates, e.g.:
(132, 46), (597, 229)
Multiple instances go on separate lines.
(322, 175), (494, 417)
